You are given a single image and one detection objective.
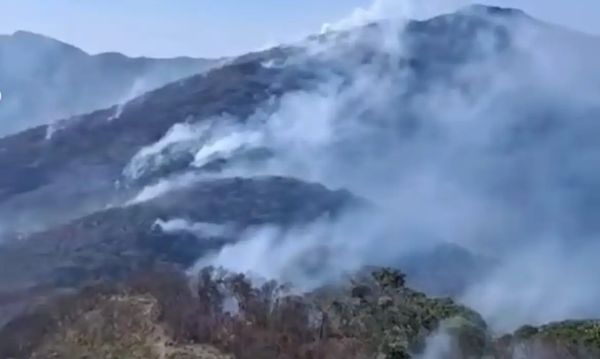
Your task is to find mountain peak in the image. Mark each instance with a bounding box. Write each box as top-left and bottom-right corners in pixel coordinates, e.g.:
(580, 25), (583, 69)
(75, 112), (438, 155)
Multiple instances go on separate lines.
(0, 28), (219, 135)
(6, 30), (88, 56)
(12, 30), (45, 38)
(460, 4), (528, 18)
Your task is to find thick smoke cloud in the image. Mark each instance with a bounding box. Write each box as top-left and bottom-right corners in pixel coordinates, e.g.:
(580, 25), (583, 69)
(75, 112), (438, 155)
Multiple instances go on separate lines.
(121, 0), (600, 336)
(321, 0), (474, 33)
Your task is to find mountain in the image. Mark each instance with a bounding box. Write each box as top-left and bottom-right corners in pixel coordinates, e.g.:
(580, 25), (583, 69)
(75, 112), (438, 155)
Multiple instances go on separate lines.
(2, 4), (600, 358)
(0, 31), (219, 135)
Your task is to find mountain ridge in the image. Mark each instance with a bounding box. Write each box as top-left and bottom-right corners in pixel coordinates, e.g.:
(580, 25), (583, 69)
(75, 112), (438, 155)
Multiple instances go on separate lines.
(0, 30), (221, 135)
(2, 5), (600, 358)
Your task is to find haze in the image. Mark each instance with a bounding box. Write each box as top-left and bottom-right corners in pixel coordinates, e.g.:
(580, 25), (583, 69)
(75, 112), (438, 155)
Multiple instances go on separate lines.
(0, 0), (598, 58)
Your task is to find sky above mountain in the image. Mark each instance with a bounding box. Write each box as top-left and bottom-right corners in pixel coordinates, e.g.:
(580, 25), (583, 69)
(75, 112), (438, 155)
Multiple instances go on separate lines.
(0, 0), (598, 58)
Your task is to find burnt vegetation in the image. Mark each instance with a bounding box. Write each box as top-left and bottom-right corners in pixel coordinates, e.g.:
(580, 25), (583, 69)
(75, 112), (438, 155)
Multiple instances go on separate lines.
(0, 267), (488, 359)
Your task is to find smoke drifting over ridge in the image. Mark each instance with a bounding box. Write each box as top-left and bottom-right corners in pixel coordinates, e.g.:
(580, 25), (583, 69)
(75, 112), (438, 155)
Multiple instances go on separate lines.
(1, 0), (598, 343)
(113, 1), (600, 334)
(0, 30), (217, 136)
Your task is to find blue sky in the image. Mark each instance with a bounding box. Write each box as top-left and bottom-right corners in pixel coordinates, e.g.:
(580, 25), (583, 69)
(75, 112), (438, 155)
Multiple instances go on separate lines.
(0, 0), (598, 58)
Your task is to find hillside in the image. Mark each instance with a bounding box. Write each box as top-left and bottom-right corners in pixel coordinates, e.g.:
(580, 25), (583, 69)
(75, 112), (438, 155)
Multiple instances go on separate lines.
(1, 4), (600, 358)
(2, 267), (599, 358)
(0, 31), (218, 135)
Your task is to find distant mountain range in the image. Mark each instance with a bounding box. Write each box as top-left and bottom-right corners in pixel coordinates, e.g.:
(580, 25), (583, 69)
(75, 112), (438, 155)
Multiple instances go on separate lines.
(0, 31), (219, 135)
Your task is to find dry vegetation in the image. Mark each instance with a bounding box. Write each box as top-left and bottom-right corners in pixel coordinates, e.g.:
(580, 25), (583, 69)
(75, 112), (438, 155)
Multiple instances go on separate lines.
(1, 267), (599, 359)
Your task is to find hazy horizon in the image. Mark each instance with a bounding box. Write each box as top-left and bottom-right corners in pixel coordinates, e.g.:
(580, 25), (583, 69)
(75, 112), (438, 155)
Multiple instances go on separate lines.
(0, 0), (599, 58)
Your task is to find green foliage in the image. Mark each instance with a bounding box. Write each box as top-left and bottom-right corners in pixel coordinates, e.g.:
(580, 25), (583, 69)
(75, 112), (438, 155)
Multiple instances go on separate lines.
(536, 321), (600, 348)
(372, 268), (406, 289)
(322, 268), (489, 358)
(9, 267), (600, 359)
(496, 320), (600, 359)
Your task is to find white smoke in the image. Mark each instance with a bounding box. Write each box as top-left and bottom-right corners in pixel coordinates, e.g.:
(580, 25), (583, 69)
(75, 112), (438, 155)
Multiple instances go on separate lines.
(321, 0), (411, 33)
(107, 77), (150, 121)
(463, 239), (600, 332)
(115, 0), (600, 337)
(416, 329), (455, 359)
(126, 172), (203, 204)
(190, 211), (425, 291)
(192, 128), (262, 168)
(320, 0), (475, 34)
(153, 218), (232, 238)
(123, 120), (211, 181)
